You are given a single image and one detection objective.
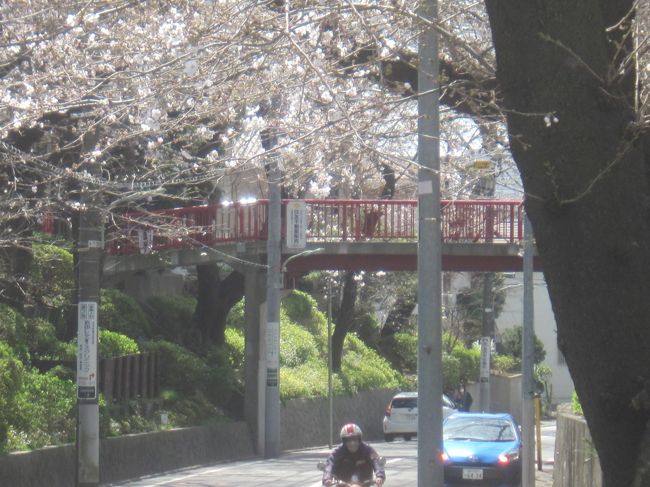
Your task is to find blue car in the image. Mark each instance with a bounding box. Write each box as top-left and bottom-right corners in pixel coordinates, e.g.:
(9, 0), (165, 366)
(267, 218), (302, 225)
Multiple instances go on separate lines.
(441, 412), (522, 487)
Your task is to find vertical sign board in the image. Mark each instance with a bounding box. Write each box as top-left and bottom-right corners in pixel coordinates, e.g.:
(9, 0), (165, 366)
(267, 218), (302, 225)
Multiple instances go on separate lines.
(77, 301), (98, 399)
(479, 336), (491, 383)
(286, 200), (307, 249)
(266, 321), (280, 386)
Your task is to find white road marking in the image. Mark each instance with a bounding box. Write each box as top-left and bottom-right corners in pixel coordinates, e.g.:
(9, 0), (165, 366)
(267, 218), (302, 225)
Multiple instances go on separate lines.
(138, 459), (266, 486)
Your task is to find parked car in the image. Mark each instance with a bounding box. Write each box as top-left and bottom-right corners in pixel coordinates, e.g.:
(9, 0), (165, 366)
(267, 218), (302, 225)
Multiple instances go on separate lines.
(382, 391), (457, 441)
(440, 412), (522, 487)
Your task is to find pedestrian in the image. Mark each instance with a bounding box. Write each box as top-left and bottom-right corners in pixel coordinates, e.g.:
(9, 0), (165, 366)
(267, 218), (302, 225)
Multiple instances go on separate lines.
(459, 384), (473, 412)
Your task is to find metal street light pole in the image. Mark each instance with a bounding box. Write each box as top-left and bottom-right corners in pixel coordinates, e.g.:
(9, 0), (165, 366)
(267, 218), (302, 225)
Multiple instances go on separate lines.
(417, 0), (443, 485)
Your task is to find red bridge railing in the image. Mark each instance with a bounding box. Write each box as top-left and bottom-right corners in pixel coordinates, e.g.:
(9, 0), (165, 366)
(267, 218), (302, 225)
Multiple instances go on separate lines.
(106, 199), (523, 255)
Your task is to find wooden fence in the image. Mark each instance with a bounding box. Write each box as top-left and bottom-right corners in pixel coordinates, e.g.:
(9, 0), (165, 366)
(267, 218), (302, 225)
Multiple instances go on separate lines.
(100, 352), (160, 402)
(33, 352), (160, 402)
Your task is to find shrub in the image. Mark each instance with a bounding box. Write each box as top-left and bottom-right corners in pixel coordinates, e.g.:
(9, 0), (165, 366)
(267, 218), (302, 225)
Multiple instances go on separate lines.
(0, 303), (29, 361)
(282, 291), (328, 341)
(283, 291), (318, 323)
(99, 330), (139, 358)
(203, 345), (240, 407)
(224, 327), (245, 370)
(492, 354), (520, 373)
(145, 295), (196, 342)
(339, 335), (401, 393)
(7, 369), (76, 451)
(388, 332), (417, 372)
(24, 317), (63, 359)
(28, 244), (74, 333)
(225, 300), (245, 329)
(141, 340), (208, 397)
(101, 288), (152, 339)
(442, 353), (461, 393)
(280, 316), (320, 367)
(166, 395), (225, 427)
(500, 326), (546, 364)
(450, 342), (480, 383)
(0, 343), (24, 453)
(281, 360), (336, 399)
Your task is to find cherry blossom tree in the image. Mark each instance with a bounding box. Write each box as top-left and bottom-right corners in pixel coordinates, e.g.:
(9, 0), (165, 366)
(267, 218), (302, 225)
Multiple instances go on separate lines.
(4, 1), (650, 483)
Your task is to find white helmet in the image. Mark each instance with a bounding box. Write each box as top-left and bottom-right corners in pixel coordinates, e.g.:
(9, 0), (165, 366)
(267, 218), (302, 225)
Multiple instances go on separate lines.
(340, 423), (363, 441)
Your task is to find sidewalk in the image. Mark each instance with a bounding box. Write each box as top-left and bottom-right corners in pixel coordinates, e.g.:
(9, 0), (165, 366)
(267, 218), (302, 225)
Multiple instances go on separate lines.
(535, 466), (554, 487)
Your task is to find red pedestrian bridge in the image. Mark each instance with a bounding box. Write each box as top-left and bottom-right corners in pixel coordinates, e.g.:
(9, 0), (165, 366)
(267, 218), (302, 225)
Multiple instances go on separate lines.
(103, 199), (541, 277)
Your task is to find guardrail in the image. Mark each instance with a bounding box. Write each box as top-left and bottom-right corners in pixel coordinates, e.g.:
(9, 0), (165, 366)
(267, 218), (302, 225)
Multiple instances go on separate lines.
(106, 199), (524, 255)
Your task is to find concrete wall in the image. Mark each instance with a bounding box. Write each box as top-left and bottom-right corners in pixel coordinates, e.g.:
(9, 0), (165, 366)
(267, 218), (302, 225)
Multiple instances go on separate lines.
(465, 373), (522, 424)
(554, 408), (603, 487)
(282, 389), (397, 450)
(0, 421), (255, 487)
(0, 389), (397, 487)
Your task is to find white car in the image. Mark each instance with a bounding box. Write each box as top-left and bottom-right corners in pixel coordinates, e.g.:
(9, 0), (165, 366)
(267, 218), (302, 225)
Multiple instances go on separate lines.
(382, 391), (457, 441)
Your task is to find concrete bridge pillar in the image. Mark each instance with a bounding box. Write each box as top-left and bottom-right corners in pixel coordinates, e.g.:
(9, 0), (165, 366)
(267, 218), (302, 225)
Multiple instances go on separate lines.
(243, 266), (266, 455)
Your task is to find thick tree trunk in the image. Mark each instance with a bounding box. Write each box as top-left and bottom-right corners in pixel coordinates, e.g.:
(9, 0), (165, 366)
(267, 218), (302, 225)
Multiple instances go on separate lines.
(194, 264), (244, 347)
(484, 2), (649, 486)
(331, 271), (358, 372)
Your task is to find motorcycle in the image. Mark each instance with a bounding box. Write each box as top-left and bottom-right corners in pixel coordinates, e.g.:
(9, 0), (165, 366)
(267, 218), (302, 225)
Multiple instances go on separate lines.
(316, 457), (385, 487)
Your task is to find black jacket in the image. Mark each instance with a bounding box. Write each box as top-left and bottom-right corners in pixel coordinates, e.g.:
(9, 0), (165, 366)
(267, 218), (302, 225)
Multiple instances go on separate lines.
(322, 442), (385, 484)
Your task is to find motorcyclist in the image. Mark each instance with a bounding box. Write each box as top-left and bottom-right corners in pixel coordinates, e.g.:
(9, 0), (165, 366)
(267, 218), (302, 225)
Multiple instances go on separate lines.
(322, 423), (386, 486)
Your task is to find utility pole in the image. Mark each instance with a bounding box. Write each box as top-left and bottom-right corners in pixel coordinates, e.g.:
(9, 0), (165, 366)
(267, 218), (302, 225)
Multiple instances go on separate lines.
(262, 128), (282, 459)
(474, 157), (495, 412)
(417, 0), (443, 485)
(327, 278), (333, 449)
(76, 131), (102, 487)
(522, 213), (535, 486)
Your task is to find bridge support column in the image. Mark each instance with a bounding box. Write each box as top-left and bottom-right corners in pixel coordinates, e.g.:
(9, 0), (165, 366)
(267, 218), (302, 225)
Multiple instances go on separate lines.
(244, 266), (266, 455)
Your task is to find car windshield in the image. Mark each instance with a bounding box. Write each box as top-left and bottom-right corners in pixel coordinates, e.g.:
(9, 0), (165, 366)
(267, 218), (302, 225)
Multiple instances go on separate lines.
(391, 398), (417, 409)
(444, 417), (516, 442)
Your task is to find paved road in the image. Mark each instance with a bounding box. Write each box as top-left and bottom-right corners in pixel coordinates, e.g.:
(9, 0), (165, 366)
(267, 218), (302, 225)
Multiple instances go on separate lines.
(106, 421), (557, 487)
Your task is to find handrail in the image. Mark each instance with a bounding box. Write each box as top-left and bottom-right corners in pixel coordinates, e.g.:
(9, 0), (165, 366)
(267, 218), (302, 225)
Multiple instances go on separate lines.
(106, 199), (524, 255)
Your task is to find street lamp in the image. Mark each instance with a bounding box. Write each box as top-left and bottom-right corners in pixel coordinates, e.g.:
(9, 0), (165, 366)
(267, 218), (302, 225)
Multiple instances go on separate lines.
(280, 247), (325, 275)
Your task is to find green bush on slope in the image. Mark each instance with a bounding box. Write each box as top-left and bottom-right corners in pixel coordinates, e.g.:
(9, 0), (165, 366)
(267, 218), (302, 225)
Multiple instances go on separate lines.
(101, 288), (152, 338)
(7, 369), (76, 451)
(28, 244), (74, 333)
(0, 342), (24, 453)
(146, 295), (197, 343)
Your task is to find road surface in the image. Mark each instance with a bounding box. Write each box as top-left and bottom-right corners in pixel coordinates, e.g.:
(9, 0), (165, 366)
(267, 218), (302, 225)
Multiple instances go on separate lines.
(106, 421), (557, 486)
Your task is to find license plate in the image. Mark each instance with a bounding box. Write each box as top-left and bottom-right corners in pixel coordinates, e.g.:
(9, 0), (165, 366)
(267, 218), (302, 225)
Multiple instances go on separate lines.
(462, 468), (483, 480)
